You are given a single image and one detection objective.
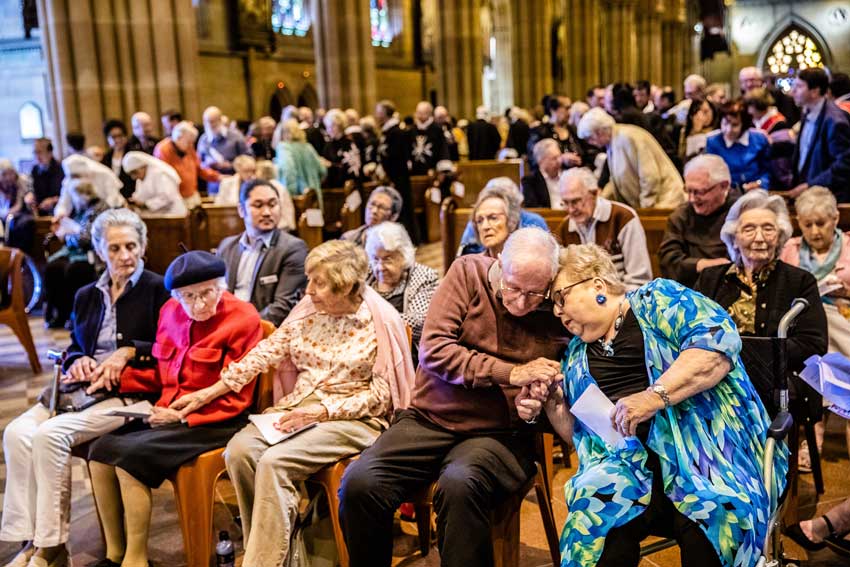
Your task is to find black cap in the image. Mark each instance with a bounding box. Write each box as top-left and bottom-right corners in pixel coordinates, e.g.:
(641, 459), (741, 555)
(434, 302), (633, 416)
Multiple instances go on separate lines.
(164, 251), (226, 291)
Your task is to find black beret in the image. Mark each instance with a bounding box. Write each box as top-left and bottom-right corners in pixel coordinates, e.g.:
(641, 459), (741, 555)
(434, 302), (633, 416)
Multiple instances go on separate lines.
(164, 250), (226, 291)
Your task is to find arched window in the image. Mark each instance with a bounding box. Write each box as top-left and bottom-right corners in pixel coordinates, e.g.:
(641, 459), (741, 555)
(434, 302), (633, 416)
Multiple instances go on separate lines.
(370, 0), (392, 47)
(18, 102), (43, 140)
(764, 26), (825, 92)
(272, 0), (310, 37)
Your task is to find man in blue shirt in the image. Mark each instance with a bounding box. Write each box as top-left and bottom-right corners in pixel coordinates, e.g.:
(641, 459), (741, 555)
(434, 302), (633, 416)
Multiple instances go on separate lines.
(197, 106), (249, 194)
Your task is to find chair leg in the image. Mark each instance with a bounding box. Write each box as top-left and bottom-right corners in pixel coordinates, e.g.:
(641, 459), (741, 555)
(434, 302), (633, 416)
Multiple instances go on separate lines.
(172, 466), (219, 567)
(318, 470), (350, 567)
(534, 464), (561, 566)
(414, 502), (432, 557)
(804, 422), (825, 494)
(542, 433), (554, 491)
(5, 311), (41, 373)
(492, 496), (522, 567)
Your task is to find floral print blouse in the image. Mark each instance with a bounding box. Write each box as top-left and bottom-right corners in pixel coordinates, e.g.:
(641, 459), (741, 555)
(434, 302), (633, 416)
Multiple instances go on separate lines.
(220, 301), (389, 421)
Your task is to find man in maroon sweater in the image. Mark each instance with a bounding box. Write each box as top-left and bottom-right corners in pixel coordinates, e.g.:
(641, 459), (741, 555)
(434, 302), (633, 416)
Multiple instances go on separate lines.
(340, 228), (570, 567)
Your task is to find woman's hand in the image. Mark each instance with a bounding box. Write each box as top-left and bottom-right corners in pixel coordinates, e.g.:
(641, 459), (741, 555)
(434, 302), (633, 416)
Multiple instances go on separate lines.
(275, 406), (329, 433)
(169, 389), (212, 419)
(147, 407), (183, 427)
(63, 356), (97, 384)
(85, 347), (135, 394)
(611, 391), (665, 437)
(515, 384), (544, 422)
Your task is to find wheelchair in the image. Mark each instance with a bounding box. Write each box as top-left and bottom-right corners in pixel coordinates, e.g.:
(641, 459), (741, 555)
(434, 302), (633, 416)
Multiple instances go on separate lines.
(641, 298), (810, 567)
(1, 211), (43, 313)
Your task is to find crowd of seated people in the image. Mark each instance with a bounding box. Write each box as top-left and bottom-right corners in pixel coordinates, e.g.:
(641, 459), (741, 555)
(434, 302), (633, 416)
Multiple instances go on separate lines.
(4, 63), (850, 567)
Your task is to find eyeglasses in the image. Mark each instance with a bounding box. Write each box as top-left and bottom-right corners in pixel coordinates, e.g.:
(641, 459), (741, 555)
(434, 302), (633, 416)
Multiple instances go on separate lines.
(738, 223), (778, 238)
(561, 196), (586, 210)
(550, 278), (592, 309)
(499, 278), (550, 301)
(175, 287), (220, 305)
(474, 213), (506, 227)
(367, 202), (392, 213)
(686, 182), (724, 198)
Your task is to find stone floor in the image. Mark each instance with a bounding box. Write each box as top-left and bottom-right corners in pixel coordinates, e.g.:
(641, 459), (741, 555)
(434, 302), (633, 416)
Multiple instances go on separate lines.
(0, 241), (847, 566)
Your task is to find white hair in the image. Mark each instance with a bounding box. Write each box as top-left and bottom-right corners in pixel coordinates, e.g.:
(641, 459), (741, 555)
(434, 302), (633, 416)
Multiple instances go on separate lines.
(577, 107), (615, 140)
(91, 208), (148, 256)
(684, 74), (707, 90)
(324, 108), (346, 132)
(739, 66), (763, 80)
(532, 138), (560, 166)
(131, 112), (151, 125)
(720, 189), (793, 263)
(568, 101), (590, 128)
(364, 222), (416, 269)
(0, 158), (14, 173)
(501, 227), (560, 279)
(559, 167), (598, 194)
(475, 105), (490, 120)
(683, 154), (731, 186)
(472, 181), (523, 241)
(171, 121), (198, 143)
(795, 186), (838, 220)
(202, 106), (222, 121)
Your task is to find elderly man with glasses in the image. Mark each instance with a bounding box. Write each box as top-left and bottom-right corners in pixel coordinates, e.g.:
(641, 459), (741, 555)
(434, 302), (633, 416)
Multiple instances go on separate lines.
(658, 154), (737, 287)
(340, 227), (570, 567)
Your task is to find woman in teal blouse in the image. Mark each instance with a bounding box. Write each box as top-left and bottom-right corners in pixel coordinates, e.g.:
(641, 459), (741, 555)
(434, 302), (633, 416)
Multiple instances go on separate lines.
(518, 243), (788, 567)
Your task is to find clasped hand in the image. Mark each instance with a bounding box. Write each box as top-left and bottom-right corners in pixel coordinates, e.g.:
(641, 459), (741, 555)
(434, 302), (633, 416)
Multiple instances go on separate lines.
(274, 405), (329, 433)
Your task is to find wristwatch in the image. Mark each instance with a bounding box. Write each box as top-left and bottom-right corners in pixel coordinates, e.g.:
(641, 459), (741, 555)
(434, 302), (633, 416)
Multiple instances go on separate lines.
(648, 383), (671, 408)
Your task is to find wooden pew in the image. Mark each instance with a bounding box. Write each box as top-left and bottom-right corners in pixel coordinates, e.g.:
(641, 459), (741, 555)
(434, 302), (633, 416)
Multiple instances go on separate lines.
(140, 215), (193, 275)
(190, 205), (243, 253)
(292, 188), (323, 249)
(454, 159), (523, 207)
(634, 208), (674, 279)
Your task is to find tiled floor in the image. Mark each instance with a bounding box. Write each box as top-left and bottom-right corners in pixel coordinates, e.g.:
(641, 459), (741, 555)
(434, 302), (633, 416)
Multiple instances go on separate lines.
(0, 244), (847, 566)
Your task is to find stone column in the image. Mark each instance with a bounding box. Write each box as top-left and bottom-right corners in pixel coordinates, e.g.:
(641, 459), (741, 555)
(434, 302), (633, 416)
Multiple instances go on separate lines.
(636, 0), (664, 85)
(312, 0), (377, 114)
(35, 0), (202, 155)
(560, 0), (602, 100)
(434, 0), (483, 120)
(510, 0), (553, 109)
(662, 0), (688, 92)
(601, 0), (638, 84)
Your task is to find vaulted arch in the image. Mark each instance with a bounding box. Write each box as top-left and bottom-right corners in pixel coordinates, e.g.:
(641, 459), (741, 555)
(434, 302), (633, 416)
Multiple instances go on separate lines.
(756, 17), (832, 91)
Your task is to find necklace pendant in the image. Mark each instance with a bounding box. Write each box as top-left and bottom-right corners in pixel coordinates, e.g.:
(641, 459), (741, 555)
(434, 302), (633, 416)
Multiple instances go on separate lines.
(601, 342), (614, 357)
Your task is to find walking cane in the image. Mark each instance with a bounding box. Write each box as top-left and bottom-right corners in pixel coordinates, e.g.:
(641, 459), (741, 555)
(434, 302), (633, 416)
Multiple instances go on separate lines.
(46, 350), (65, 417)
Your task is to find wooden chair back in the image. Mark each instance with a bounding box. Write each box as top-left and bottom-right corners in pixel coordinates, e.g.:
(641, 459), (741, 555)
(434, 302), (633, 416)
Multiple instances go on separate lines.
(191, 204), (243, 253)
(254, 320), (278, 411)
(141, 215), (193, 275)
(0, 245), (42, 373)
(454, 159), (523, 207)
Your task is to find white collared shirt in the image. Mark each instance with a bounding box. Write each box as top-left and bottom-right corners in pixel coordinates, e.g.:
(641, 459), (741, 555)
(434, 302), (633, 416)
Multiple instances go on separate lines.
(234, 231), (274, 302)
(543, 171), (563, 210)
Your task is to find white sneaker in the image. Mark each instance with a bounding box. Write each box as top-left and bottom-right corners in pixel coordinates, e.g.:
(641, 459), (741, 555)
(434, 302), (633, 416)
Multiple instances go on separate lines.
(25, 547), (68, 567)
(2, 545), (34, 567)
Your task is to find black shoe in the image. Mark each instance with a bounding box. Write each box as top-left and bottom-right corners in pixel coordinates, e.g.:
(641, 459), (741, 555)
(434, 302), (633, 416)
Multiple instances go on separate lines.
(786, 522), (827, 550)
(88, 560), (120, 567)
(44, 317), (65, 329)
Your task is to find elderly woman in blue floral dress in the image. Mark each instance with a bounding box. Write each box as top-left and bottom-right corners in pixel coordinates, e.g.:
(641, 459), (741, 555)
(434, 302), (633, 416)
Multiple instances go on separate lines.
(516, 243), (788, 567)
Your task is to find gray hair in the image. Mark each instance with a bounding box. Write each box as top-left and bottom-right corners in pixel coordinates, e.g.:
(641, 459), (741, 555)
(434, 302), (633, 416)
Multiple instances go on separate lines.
(683, 154), (731, 186)
(323, 109), (346, 132)
(364, 222), (416, 269)
(795, 186), (838, 220)
(720, 189), (793, 263)
(684, 74), (707, 91)
(501, 228), (560, 279)
(0, 158), (14, 173)
(171, 121), (198, 143)
(532, 138), (560, 166)
(91, 208), (148, 257)
(577, 107), (615, 140)
(369, 186), (403, 221)
(558, 243), (625, 295)
(559, 167), (598, 194)
(471, 181), (523, 242)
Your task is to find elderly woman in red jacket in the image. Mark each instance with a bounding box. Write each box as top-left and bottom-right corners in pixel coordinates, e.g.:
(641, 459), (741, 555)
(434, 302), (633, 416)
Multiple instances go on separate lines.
(85, 251), (263, 567)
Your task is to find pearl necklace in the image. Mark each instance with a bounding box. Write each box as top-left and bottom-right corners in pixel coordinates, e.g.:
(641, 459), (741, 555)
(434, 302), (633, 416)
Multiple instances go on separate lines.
(597, 299), (626, 357)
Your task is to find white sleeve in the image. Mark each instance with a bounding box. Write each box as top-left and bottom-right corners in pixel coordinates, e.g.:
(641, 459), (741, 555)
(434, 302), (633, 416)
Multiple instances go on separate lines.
(619, 216), (653, 290)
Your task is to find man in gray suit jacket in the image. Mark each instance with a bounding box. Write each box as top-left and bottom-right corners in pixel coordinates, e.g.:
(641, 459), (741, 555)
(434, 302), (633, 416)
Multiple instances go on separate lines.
(217, 179), (308, 325)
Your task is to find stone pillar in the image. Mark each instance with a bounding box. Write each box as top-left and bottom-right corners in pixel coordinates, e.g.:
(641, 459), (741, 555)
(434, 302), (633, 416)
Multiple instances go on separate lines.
(601, 0), (638, 84)
(560, 0), (602, 100)
(636, 0), (664, 85)
(434, 0), (483, 120)
(35, 0), (201, 155)
(312, 0), (377, 114)
(662, 0), (688, 93)
(510, 0), (553, 109)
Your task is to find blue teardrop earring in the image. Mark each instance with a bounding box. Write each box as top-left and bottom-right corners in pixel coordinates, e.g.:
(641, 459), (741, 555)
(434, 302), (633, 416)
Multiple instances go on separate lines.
(596, 294), (607, 305)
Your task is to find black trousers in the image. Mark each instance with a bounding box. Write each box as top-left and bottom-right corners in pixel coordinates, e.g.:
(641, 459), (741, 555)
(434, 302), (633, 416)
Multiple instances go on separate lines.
(339, 409), (536, 567)
(44, 257), (95, 323)
(596, 450), (723, 567)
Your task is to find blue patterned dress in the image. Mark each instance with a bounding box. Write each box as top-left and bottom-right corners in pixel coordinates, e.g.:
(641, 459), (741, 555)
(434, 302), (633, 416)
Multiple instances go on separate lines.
(559, 279), (788, 567)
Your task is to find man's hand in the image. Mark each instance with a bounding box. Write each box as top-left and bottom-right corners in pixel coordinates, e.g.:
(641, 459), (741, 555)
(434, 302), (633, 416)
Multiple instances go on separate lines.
(610, 391), (664, 437)
(515, 381), (552, 422)
(147, 407), (183, 427)
(85, 347), (135, 394)
(786, 183), (809, 199)
(169, 389), (212, 419)
(696, 257), (731, 273)
(561, 152), (582, 167)
(509, 358), (562, 387)
(63, 356), (97, 384)
(742, 181), (762, 192)
(275, 406), (328, 433)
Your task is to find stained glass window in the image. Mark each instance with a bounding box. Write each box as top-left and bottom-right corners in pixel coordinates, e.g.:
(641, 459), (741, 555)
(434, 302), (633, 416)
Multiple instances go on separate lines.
(272, 0), (310, 37)
(371, 0), (392, 47)
(765, 27), (825, 92)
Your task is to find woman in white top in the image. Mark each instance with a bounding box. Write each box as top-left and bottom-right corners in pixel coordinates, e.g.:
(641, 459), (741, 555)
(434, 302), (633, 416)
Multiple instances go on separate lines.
(121, 152), (187, 216)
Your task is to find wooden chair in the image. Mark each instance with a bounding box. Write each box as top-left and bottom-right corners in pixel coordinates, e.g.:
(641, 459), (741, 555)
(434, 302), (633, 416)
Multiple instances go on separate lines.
(292, 189), (323, 248)
(0, 246), (41, 373)
(338, 181), (363, 234)
(170, 320), (277, 567)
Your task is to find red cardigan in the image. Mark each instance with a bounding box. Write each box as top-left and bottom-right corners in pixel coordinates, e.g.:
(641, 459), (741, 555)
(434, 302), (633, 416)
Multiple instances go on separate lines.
(121, 292), (263, 426)
(153, 138), (219, 199)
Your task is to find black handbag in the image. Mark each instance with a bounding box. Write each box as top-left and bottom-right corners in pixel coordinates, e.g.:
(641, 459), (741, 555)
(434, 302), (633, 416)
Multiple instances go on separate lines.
(37, 381), (113, 414)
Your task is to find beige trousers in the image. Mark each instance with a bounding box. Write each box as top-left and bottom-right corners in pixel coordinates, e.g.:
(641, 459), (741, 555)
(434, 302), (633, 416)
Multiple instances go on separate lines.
(224, 411), (382, 567)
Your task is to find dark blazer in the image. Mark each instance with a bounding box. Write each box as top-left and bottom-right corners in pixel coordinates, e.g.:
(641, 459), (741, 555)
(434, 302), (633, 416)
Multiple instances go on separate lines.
(793, 100), (850, 200)
(466, 119), (501, 160)
(65, 269), (169, 373)
(521, 171), (552, 208)
(693, 260), (826, 373)
(217, 228), (308, 326)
